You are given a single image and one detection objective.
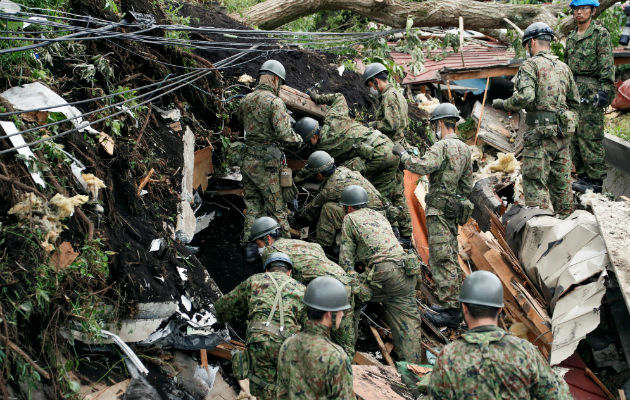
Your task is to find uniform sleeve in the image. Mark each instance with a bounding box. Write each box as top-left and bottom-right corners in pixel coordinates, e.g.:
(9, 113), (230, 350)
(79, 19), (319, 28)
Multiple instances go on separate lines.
(339, 217), (357, 272)
(270, 97), (302, 144)
(567, 73), (580, 110)
(214, 278), (250, 323)
(530, 349), (573, 400)
(326, 355), (355, 399)
(400, 142), (445, 175)
(458, 151), (473, 198)
(375, 91), (403, 134)
(596, 28), (616, 100)
(429, 353), (456, 400)
(504, 62), (536, 112)
(302, 184), (335, 221)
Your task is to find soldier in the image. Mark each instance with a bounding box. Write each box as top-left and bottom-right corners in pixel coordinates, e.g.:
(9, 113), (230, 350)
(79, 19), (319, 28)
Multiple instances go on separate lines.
(565, 0), (615, 192)
(295, 150), (392, 251)
(493, 23), (579, 216)
(338, 185), (423, 364)
(429, 271), (572, 399)
(364, 62), (414, 244)
(249, 216), (358, 358)
(238, 60), (302, 261)
(294, 92), (412, 245)
(276, 276), (354, 399)
(393, 103), (473, 328)
(215, 252), (305, 400)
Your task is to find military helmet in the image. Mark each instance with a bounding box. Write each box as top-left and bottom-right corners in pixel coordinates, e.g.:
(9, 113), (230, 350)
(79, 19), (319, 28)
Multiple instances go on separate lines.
(430, 102), (460, 122)
(339, 185), (368, 207)
(249, 216), (280, 241)
(263, 251), (293, 271)
(521, 22), (555, 45)
(569, 0), (599, 7)
(294, 117), (320, 141)
(259, 60), (286, 82)
(458, 270), (504, 308)
(306, 151), (334, 173)
(303, 276), (351, 311)
(363, 62), (388, 84)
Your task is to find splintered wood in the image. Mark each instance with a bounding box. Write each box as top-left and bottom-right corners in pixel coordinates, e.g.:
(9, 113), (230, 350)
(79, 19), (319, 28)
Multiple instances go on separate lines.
(279, 86), (327, 119)
(352, 365), (415, 400)
(458, 221), (552, 358)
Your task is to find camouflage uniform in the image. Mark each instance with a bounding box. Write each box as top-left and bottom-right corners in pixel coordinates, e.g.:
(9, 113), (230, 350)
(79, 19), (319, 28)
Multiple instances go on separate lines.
(276, 321), (354, 399)
(502, 50), (579, 215)
(565, 21), (615, 181)
(339, 207), (423, 363)
(370, 83), (413, 237)
(300, 166), (388, 247)
(400, 133), (472, 308)
(261, 238), (357, 358)
(239, 83), (302, 240)
(214, 272), (306, 400)
(429, 325), (572, 399)
(310, 92), (411, 235)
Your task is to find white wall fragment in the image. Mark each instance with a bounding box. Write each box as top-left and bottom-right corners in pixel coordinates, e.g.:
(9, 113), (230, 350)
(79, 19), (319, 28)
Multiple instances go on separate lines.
(175, 126), (196, 243)
(0, 121), (46, 187)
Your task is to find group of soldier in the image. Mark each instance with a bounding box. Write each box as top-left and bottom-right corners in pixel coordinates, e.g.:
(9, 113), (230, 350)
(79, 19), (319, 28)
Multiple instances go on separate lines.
(213, 0), (614, 396)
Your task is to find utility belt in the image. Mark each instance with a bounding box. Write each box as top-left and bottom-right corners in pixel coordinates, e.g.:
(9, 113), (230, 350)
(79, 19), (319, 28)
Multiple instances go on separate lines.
(245, 142), (283, 161)
(526, 111), (557, 126)
(574, 75), (598, 84)
(426, 192), (474, 225)
(247, 320), (294, 339)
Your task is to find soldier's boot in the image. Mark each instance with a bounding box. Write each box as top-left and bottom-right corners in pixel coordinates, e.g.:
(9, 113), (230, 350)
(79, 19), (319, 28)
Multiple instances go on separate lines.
(429, 304), (448, 313)
(243, 242), (260, 263)
(424, 307), (462, 329)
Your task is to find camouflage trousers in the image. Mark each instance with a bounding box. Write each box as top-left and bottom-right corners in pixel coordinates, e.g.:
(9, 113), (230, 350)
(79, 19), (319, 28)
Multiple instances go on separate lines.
(367, 161), (412, 237)
(427, 214), (462, 309)
(361, 265), (423, 363)
(316, 202), (389, 248)
(523, 135), (574, 216)
(241, 152), (290, 241)
(331, 284), (357, 360)
(572, 104), (607, 180)
(246, 337), (284, 400)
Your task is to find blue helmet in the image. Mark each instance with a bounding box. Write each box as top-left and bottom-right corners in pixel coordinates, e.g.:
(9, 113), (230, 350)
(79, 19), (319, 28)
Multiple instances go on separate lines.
(569, 0), (599, 7)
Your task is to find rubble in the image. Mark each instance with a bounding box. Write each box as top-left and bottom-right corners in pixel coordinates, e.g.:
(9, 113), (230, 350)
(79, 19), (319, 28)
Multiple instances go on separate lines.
(472, 101), (526, 155)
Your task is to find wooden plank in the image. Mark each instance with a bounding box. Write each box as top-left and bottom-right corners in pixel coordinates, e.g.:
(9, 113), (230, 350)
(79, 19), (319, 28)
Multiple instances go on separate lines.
(193, 145), (214, 191)
(369, 326), (395, 367)
(406, 171), (430, 263)
(439, 66), (519, 81)
(278, 86), (327, 118)
(352, 365), (414, 400)
(585, 368), (616, 400)
(354, 351), (382, 366)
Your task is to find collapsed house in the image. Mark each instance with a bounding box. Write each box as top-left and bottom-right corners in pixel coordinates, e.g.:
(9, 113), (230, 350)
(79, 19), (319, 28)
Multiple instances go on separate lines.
(0, 0), (629, 399)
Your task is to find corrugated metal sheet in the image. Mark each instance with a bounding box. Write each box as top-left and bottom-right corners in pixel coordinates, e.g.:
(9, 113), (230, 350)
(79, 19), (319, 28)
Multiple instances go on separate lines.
(391, 45), (516, 85)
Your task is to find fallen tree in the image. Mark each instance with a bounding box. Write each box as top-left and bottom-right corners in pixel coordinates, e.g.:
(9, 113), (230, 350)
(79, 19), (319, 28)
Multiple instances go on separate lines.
(233, 0), (617, 35)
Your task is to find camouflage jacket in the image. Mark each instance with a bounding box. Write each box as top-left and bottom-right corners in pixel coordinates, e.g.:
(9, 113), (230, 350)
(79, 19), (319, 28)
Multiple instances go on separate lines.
(503, 50), (580, 114)
(565, 21), (616, 103)
(429, 325), (572, 399)
(301, 166), (386, 221)
(261, 238), (351, 287)
(400, 133), (472, 216)
(239, 83), (302, 147)
(214, 272), (306, 345)
(276, 320), (354, 399)
(339, 207), (404, 271)
(311, 92), (392, 164)
(371, 83), (409, 144)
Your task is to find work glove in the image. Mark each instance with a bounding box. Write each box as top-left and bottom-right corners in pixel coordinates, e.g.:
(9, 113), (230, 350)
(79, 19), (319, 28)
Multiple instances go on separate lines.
(595, 90), (609, 108)
(392, 143), (407, 157)
(306, 88), (322, 103)
(492, 98), (506, 110)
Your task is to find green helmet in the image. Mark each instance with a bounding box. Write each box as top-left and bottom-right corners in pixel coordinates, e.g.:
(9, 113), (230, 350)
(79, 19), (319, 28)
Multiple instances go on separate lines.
(521, 22), (554, 46)
(303, 276), (350, 311)
(430, 102), (460, 121)
(249, 216), (280, 241)
(363, 62), (388, 84)
(259, 60), (286, 82)
(294, 117), (320, 141)
(458, 270), (504, 308)
(263, 251), (293, 271)
(306, 151), (334, 173)
(339, 185), (368, 207)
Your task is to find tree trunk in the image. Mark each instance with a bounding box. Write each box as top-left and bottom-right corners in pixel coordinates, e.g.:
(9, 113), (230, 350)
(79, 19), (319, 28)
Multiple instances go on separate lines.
(234, 0), (562, 30)
(234, 0), (618, 35)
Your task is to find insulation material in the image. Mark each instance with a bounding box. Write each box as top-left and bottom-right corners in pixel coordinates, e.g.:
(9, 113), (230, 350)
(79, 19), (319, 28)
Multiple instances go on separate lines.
(550, 273), (607, 366)
(81, 173), (106, 199)
(416, 93), (440, 115)
(488, 152), (518, 174)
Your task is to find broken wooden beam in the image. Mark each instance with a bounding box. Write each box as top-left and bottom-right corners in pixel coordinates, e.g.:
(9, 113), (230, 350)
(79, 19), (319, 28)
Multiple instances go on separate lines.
(279, 85), (327, 119)
(369, 326), (395, 367)
(193, 145), (214, 191)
